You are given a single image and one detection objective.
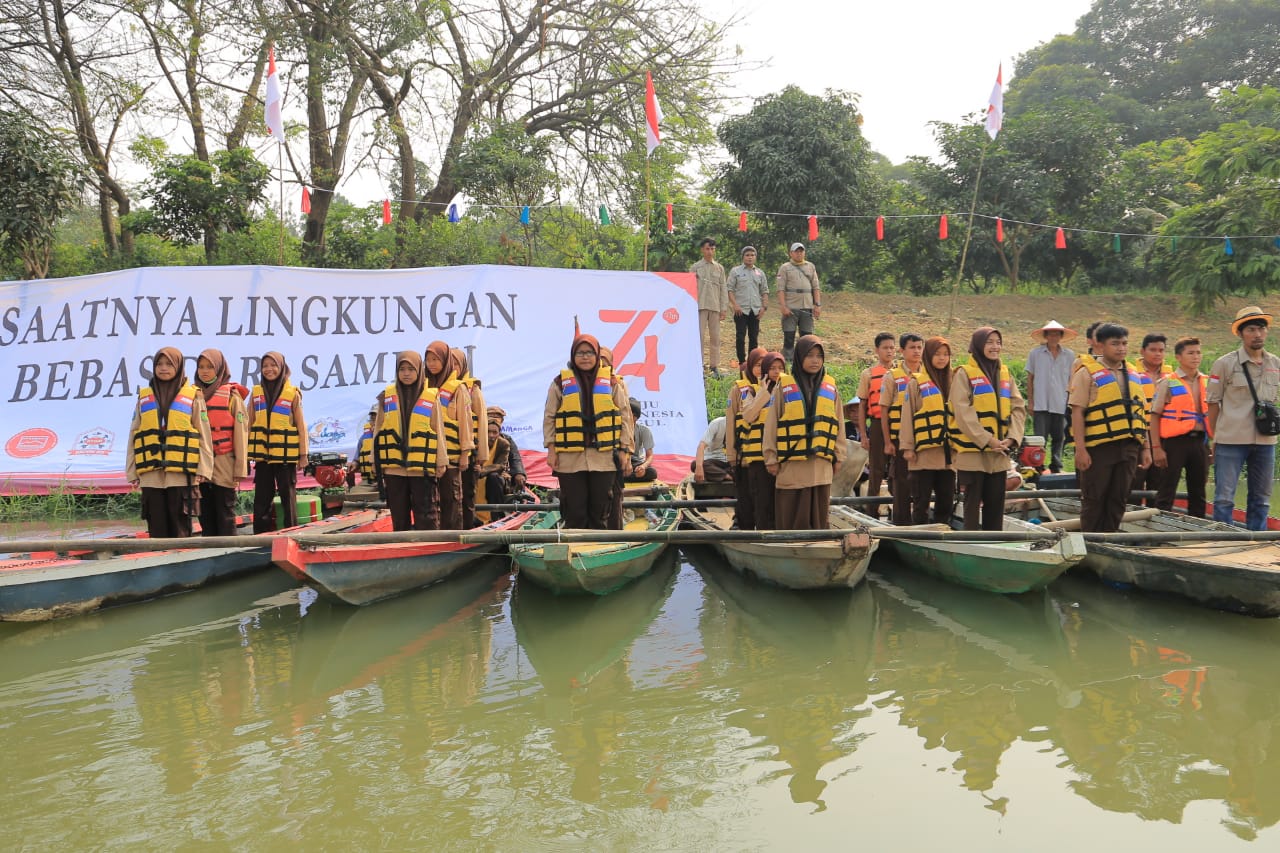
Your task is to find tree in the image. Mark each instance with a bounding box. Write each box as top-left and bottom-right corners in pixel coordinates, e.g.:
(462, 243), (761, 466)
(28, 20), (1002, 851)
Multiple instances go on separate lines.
(0, 110), (82, 278)
(127, 143), (270, 261)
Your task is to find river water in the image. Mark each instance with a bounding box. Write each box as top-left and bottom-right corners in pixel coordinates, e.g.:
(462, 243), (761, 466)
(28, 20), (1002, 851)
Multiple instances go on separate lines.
(3, 549), (1280, 850)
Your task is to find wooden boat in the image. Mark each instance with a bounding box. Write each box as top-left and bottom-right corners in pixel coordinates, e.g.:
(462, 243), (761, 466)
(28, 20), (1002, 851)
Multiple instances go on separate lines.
(0, 510), (378, 622)
(678, 479), (876, 589)
(1036, 496), (1280, 617)
(274, 502), (539, 606)
(510, 487), (679, 595)
(841, 505), (1086, 594)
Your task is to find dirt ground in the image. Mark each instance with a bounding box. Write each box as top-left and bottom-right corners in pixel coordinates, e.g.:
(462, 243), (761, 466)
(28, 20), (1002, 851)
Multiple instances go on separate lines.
(716, 292), (1247, 367)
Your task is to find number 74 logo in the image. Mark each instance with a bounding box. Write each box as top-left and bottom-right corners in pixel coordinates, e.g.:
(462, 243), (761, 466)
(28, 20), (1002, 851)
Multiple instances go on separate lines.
(599, 309), (675, 391)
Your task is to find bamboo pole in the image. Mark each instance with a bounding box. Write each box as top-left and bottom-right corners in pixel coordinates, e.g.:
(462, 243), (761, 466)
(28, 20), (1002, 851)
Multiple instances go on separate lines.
(945, 136), (990, 334)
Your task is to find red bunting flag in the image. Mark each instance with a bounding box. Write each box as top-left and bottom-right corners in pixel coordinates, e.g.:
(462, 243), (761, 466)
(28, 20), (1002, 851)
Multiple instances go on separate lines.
(995, 217), (1004, 243)
(808, 215), (819, 241)
(665, 203), (673, 233)
(1055, 227), (1067, 249)
(939, 215), (948, 240)
(382, 199), (392, 225)
(644, 71), (662, 157)
(301, 187), (311, 214)
(875, 216), (884, 241)
(738, 211), (748, 232)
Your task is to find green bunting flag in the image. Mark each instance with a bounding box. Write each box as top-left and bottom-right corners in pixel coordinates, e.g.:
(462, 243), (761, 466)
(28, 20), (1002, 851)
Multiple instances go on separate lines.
(599, 204), (611, 225)
(1113, 233), (1122, 253)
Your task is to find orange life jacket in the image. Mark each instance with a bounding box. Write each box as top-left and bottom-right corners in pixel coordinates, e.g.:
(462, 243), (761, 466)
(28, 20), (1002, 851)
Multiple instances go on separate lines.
(866, 364), (890, 419)
(205, 383), (248, 457)
(1159, 373), (1210, 440)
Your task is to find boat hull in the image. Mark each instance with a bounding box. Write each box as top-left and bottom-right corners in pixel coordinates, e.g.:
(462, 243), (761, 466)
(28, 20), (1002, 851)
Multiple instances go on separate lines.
(1041, 497), (1280, 617)
(274, 511), (534, 606)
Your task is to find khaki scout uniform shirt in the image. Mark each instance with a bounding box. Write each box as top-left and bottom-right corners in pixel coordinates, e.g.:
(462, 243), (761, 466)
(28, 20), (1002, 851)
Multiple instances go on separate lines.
(776, 262), (819, 310)
(1206, 347), (1280, 446)
(690, 259), (729, 313)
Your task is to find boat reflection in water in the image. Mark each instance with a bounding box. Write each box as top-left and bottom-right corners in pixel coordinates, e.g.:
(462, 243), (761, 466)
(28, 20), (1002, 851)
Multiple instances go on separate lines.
(686, 545), (878, 812)
(1049, 573), (1280, 841)
(511, 548), (680, 804)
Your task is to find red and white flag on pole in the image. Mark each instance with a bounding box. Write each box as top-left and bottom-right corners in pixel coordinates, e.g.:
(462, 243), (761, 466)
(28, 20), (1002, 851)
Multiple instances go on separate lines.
(985, 64), (1003, 140)
(265, 44), (286, 143)
(644, 71), (663, 156)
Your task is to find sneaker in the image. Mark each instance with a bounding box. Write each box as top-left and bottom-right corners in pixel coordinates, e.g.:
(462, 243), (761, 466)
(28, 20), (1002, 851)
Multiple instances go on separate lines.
(712, 368), (722, 379)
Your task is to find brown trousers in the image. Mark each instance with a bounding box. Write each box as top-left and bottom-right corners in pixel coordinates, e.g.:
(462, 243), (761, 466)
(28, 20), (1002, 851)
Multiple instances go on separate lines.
(776, 484), (832, 530)
(1134, 458), (1165, 507)
(733, 463), (755, 530)
(253, 463), (297, 533)
(461, 464), (479, 528)
(438, 467), (464, 529)
(865, 423), (887, 517)
(385, 474), (439, 531)
(1080, 440), (1142, 532)
(198, 482), (238, 536)
(141, 486), (196, 539)
(958, 470), (1006, 531)
(558, 470), (617, 529)
(1155, 432), (1209, 517)
(909, 468), (956, 525)
(887, 448), (912, 524)
(747, 461), (776, 530)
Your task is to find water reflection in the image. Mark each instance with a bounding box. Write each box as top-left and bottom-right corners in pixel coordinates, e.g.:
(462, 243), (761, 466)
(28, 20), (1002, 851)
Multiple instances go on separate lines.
(688, 546), (878, 812)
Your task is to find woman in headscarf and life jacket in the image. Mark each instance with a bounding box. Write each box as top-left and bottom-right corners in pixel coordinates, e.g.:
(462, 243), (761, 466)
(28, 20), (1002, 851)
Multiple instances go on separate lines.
(247, 351), (309, 533)
(374, 350), (448, 531)
(193, 348), (249, 536)
(726, 346), (768, 529)
(739, 350), (785, 529)
(950, 327), (1027, 531)
(423, 340), (473, 529)
(544, 332), (634, 529)
(125, 347), (214, 538)
(763, 336), (846, 530)
(450, 347), (488, 529)
(898, 336), (957, 526)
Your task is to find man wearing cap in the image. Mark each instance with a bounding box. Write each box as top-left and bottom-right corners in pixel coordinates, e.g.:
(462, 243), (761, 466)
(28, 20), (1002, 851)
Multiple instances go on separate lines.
(625, 398), (657, 481)
(728, 246), (769, 365)
(1026, 320), (1077, 473)
(1207, 306), (1280, 530)
(776, 242), (821, 362)
(691, 238), (729, 376)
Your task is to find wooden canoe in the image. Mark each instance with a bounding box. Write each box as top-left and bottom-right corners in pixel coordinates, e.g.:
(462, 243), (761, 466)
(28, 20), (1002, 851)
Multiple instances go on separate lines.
(843, 506), (1086, 594)
(1038, 496), (1280, 617)
(274, 504), (538, 606)
(510, 488), (679, 595)
(0, 510), (379, 622)
(678, 479), (876, 589)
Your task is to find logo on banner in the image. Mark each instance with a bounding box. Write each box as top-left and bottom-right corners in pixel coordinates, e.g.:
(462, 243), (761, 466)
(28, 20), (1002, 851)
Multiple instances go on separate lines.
(599, 308), (679, 391)
(69, 427), (114, 456)
(309, 417), (347, 447)
(5, 428), (58, 459)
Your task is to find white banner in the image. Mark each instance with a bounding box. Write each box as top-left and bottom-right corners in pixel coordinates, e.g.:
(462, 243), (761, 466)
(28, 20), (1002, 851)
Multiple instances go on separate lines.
(0, 265), (705, 492)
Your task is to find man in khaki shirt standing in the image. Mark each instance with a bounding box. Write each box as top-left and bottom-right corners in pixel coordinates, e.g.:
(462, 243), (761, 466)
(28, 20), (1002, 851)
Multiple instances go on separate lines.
(776, 242), (821, 362)
(1207, 306), (1280, 530)
(690, 237), (728, 376)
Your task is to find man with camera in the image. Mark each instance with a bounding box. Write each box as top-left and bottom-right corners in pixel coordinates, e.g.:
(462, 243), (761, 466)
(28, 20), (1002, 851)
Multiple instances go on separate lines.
(1207, 306), (1280, 530)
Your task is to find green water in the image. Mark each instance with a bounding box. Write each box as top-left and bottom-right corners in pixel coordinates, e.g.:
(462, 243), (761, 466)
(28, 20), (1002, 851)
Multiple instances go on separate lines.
(3, 551), (1280, 850)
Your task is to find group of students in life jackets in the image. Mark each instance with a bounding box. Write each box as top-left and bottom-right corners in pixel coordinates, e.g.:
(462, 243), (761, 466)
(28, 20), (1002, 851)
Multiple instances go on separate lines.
(126, 348), (308, 539)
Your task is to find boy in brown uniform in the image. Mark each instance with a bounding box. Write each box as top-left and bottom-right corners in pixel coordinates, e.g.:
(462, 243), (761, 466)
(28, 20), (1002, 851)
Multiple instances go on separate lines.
(854, 333), (896, 519)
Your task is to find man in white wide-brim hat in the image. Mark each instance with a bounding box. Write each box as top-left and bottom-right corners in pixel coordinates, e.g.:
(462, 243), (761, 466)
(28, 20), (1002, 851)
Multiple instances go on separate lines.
(1026, 320), (1078, 473)
(1207, 306), (1280, 529)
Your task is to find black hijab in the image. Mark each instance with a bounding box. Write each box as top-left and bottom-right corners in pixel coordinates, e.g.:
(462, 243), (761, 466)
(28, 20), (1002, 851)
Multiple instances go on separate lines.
(150, 346), (186, 426)
(968, 327), (1003, 392)
(791, 335), (826, 431)
(260, 351), (291, 411)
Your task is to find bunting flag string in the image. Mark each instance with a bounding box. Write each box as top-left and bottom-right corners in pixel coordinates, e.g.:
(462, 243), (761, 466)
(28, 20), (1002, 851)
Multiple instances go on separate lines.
(292, 182), (1280, 249)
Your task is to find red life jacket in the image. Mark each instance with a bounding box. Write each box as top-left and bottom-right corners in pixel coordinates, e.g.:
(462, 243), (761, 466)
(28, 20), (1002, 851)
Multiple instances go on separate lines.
(206, 383), (248, 456)
(866, 364), (889, 419)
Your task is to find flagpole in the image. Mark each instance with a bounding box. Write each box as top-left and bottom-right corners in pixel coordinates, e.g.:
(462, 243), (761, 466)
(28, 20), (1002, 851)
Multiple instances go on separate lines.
(643, 156), (651, 272)
(945, 138), (989, 334)
(277, 142), (285, 266)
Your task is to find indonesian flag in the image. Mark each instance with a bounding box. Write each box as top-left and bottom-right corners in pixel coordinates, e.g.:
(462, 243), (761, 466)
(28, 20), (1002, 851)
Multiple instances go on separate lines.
(265, 44), (285, 143)
(985, 64), (1003, 140)
(644, 71), (662, 156)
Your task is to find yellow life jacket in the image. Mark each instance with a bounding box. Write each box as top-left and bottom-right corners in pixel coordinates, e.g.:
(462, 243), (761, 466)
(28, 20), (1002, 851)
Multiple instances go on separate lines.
(950, 362), (1013, 454)
(553, 366), (621, 452)
(434, 375), (465, 463)
(1130, 360), (1174, 403)
(461, 375), (482, 452)
(248, 383), (302, 463)
(885, 364), (917, 442)
(1159, 373), (1209, 440)
(775, 372), (840, 462)
(357, 417), (376, 480)
(1082, 357), (1148, 448)
(910, 373), (950, 452)
(375, 383), (444, 473)
(133, 383), (203, 475)
(731, 379), (766, 464)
